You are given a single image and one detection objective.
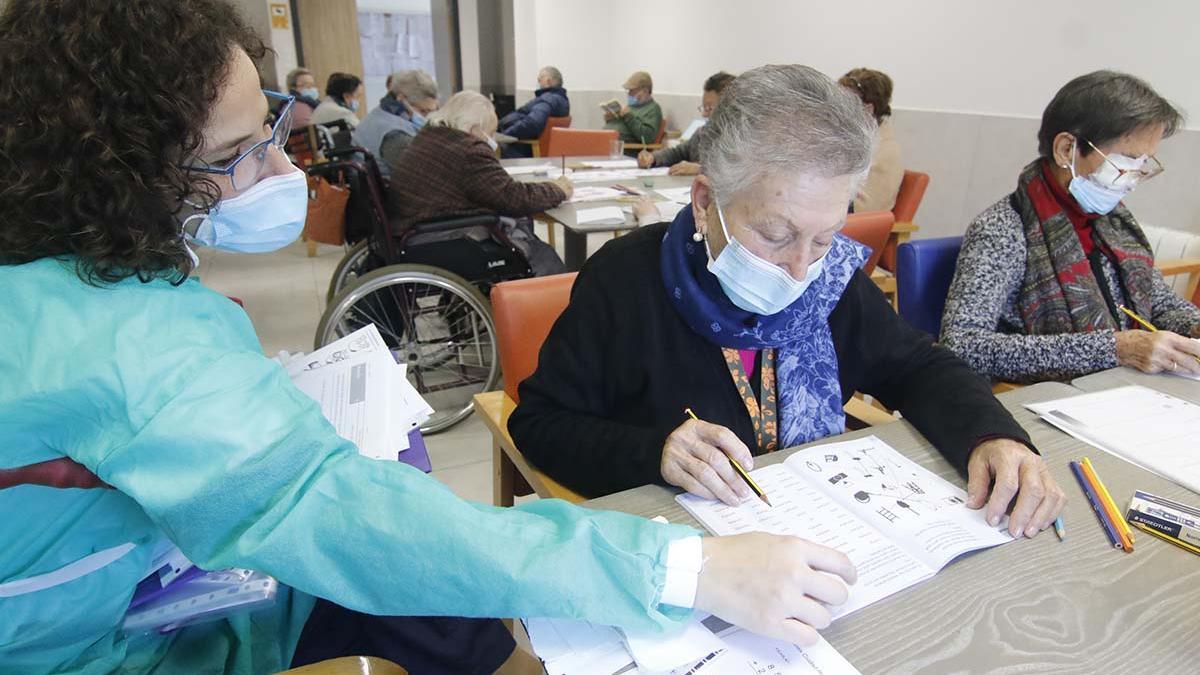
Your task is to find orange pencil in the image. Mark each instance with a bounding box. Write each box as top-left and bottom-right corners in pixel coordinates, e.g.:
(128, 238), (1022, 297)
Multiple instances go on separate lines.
(1079, 458), (1133, 552)
(1081, 456), (1134, 545)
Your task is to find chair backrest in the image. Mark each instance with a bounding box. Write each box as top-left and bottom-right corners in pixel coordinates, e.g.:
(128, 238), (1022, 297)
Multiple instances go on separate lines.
(1140, 223), (1200, 298)
(491, 273), (578, 402)
(879, 169), (931, 272)
(545, 128), (618, 157)
(896, 236), (963, 337)
(840, 210), (895, 276)
(538, 116), (572, 157)
(652, 117), (667, 144)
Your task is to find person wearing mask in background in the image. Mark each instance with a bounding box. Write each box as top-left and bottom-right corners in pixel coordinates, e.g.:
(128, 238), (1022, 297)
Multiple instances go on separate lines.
(389, 91), (569, 276)
(0, 2), (892, 672)
(353, 69), (440, 178)
(286, 67), (319, 128)
(311, 71), (363, 129)
(605, 70), (663, 146)
(638, 71), (735, 176)
(839, 68), (903, 212)
(941, 71), (1200, 384)
(499, 66), (570, 159)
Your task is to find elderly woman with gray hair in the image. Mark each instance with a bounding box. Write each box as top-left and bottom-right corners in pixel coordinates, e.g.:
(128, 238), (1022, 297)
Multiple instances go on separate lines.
(511, 64), (1065, 542)
(941, 71), (1200, 383)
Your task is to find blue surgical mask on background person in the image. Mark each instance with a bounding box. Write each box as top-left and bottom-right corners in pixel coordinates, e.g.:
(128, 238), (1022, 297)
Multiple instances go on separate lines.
(349, 99), (360, 113)
(1067, 138), (1139, 215)
(183, 165), (309, 253)
(411, 112), (427, 129)
(300, 87), (319, 100)
(627, 94), (639, 107)
(706, 201), (824, 315)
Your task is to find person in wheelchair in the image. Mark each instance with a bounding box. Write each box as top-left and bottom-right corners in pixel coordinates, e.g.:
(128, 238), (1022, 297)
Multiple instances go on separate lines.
(1, 1), (882, 672)
(388, 90), (571, 276)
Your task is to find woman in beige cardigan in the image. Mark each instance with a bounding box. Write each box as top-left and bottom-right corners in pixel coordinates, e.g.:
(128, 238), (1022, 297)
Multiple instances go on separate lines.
(840, 68), (903, 212)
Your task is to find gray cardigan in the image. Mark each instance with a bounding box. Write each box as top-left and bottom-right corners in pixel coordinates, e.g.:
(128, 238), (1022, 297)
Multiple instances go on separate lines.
(940, 196), (1200, 383)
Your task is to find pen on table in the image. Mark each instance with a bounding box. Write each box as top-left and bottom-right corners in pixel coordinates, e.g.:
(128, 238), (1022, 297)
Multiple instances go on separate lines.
(683, 408), (771, 507)
(1053, 516), (1066, 542)
(1078, 458), (1133, 552)
(1117, 304), (1200, 366)
(1069, 460), (1123, 550)
(1080, 456), (1134, 545)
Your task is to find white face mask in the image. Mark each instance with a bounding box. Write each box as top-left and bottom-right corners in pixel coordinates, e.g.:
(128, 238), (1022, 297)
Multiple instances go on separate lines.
(706, 201), (825, 315)
(183, 165), (309, 253)
(484, 135), (499, 151)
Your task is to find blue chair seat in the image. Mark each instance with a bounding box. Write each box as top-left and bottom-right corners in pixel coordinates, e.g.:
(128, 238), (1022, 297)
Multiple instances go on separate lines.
(896, 237), (963, 337)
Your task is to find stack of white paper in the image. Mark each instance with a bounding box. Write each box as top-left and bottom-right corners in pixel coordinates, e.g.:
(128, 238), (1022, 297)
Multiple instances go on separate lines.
(655, 186), (694, 205)
(284, 325), (433, 459)
(576, 158), (638, 169)
(575, 206), (627, 226)
(503, 164), (555, 176)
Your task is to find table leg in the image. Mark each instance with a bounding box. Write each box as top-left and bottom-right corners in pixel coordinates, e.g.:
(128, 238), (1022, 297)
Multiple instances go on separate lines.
(564, 229), (587, 271)
(493, 439), (515, 507)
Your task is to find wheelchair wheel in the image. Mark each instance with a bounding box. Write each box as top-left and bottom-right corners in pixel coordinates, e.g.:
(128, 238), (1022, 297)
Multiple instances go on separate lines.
(326, 240), (374, 305)
(316, 264), (499, 434)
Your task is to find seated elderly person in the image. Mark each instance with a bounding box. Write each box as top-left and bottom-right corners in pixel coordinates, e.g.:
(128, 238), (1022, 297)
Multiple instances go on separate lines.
(359, 69), (440, 177)
(604, 70), (663, 145)
(285, 67), (319, 127)
(310, 72), (363, 128)
(509, 64), (1065, 540)
(499, 66), (569, 158)
(941, 70), (1199, 384)
(839, 68), (902, 212)
(389, 91), (571, 275)
(637, 71), (734, 176)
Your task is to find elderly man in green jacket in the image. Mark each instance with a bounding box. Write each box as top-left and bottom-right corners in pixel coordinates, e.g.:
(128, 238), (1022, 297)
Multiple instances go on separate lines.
(605, 70), (663, 145)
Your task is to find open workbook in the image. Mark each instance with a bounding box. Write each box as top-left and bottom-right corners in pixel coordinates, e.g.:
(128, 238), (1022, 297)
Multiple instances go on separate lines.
(678, 435), (1014, 619)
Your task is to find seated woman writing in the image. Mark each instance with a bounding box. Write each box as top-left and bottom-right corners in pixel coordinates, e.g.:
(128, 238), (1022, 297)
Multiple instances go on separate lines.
(941, 70), (1200, 383)
(509, 64), (1065, 540)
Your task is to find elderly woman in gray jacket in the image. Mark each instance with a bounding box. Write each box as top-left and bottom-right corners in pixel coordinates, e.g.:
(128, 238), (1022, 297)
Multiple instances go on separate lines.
(941, 70), (1200, 384)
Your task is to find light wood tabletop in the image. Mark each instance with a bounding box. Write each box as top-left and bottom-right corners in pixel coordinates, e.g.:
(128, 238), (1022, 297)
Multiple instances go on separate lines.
(1072, 366), (1200, 405)
(584, 379), (1200, 674)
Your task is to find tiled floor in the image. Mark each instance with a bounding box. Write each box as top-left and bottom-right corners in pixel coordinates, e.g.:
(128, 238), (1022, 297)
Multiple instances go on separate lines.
(194, 220), (589, 503)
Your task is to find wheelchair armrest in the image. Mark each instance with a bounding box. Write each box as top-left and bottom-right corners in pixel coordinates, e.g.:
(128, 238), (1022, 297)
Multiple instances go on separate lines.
(409, 214), (501, 235)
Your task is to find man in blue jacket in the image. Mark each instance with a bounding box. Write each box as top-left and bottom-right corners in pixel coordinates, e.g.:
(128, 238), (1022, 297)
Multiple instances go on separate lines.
(500, 66), (569, 158)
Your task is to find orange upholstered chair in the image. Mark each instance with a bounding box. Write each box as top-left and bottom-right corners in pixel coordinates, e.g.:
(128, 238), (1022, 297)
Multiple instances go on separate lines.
(841, 210), (895, 276)
(534, 116), (571, 157)
(545, 127), (619, 157)
(878, 170), (930, 272)
(473, 273), (586, 505)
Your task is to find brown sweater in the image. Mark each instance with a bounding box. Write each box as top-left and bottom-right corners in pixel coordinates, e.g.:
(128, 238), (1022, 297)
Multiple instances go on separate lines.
(388, 125), (566, 229)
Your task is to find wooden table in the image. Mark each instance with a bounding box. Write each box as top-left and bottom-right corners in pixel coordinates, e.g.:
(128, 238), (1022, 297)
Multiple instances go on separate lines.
(501, 156), (696, 271)
(585, 380), (1200, 673)
(1072, 366), (1200, 404)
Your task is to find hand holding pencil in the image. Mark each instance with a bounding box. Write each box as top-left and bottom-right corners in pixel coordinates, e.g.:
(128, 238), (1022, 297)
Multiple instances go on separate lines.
(1114, 304), (1200, 375)
(659, 409), (759, 506)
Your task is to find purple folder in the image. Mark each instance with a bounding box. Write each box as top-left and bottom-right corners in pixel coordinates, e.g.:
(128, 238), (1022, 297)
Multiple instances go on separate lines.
(398, 429), (432, 473)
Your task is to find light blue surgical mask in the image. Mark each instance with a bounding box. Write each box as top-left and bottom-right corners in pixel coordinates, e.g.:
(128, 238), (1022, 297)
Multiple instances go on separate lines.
(484, 135), (499, 151)
(349, 99), (360, 113)
(706, 202), (824, 315)
(183, 166), (309, 253)
(626, 94), (639, 107)
(299, 87), (319, 100)
(1067, 139), (1134, 215)
(411, 112), (427, 129)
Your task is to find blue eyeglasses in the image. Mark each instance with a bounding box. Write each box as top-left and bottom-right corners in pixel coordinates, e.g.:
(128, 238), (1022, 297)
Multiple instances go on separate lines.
(182, 90), (295, 191)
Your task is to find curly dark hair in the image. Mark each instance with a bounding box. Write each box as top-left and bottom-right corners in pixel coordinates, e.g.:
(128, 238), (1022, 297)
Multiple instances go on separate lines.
(325, 72), (362, 101)
(839, 68), (893, 123)
(0, 0), (266, 284)
(703, 71), (735, 95)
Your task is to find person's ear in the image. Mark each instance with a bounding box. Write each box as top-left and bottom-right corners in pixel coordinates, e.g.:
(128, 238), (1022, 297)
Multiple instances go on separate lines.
(1052, 132), (1076, 168)
(691, 176), (713, 236)
(864, 102), (875, 117)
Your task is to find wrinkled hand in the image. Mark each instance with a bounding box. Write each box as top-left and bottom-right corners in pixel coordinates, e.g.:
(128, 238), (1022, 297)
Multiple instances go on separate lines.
(661, 418), (754, 505)
(602, 110), (616, 122)
(695, 534), (857, 646)
(966, 439), (1066, 538)
(668, 161), (701, 176)
(1115, 330), (1200, 375)
(552, 175), (573, 201)
(637, 149), (655, 169)
(619, 105), (630, 116)
(631, 196), (659, 224)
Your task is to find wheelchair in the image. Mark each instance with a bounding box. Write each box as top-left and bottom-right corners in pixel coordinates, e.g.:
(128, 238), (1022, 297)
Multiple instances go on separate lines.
(309, 148), (534, 434)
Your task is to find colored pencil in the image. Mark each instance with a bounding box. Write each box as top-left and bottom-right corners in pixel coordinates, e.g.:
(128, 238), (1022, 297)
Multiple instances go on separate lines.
(1129, 520), (1200, 556)
(683, 408), (771, 507)
(1081, 456), (1134, 545)
(1078, 458), (1133, 552)
(1069, 461), (1123, 550)
(1053, 516), (1066, 541)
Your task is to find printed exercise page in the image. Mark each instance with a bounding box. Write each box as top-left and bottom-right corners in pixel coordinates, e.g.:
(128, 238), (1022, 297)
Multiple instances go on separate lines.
(784, 436), (1011, 570)
(678, 464), (932, 618)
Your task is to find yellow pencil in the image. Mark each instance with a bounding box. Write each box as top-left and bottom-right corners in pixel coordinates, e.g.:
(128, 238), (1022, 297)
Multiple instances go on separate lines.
(1117, 304), (1200, 367)
(1081, 457), (1134, 545)
(1129, 520), (1200, 556)
(683, 408), (771, 507)
(1078, 458), (1132, 552)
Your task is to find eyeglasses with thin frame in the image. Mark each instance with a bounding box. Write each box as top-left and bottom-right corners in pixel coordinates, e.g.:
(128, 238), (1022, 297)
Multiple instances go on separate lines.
(697, 103), (715, 115)
(181, 90), (295, 192)
(1086, 139), (1164, 188)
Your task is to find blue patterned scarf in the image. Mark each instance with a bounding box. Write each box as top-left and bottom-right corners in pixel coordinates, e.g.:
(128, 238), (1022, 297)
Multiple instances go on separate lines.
(660, 207), (868, 447)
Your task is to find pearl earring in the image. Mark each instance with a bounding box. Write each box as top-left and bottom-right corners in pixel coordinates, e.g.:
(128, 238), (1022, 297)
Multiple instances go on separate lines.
(692, 231), (704, 242)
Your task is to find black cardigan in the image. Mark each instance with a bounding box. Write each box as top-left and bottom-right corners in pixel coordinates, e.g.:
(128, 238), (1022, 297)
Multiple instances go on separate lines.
(508, 223), (1032, 498)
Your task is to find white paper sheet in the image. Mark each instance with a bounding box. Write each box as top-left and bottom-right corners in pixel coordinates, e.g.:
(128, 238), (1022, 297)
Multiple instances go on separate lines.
(575, 206), (627, 226)
(578, 158), (638, 169)
(570, 167), (671, 183)
(1026, 385), (1200, 494)
(570, 186), (626, 203)
(503, 164), (555, 176)
(655, 186), (694, 205)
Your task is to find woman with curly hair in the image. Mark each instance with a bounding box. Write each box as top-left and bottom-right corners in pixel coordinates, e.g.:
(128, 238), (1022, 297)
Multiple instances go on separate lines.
(0, 2), (865, 673)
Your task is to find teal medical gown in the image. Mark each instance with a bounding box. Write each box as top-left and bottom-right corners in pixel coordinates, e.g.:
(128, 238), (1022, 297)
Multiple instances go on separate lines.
(0, 258), (697, 674)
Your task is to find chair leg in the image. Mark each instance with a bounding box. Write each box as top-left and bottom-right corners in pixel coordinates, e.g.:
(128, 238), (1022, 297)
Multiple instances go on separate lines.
(546, 220), (556, 249)
(493, 440), (515, 507)
(305, 238), (317, 258)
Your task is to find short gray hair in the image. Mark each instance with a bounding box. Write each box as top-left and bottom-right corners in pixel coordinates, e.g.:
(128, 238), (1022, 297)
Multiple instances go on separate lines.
(698, 64), (877, 204)
(390, 69), (439, 102)
(539, 66), (563, 88)
(286, 67), (313, 91)
(427, 90), (495, 134)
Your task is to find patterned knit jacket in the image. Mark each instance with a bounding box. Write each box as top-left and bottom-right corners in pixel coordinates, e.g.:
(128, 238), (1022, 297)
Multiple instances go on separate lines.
(940, 196), (1200, 383)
